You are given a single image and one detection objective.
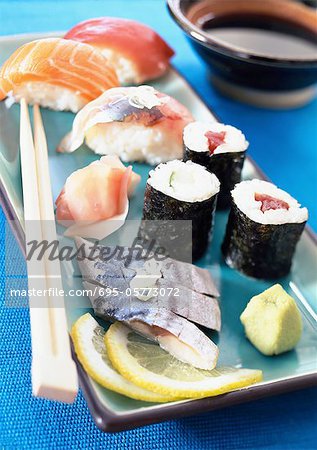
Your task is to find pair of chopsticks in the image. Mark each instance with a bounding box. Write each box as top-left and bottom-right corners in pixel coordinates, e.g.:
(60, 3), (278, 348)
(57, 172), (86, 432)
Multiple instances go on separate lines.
(19, 100), (78, 403)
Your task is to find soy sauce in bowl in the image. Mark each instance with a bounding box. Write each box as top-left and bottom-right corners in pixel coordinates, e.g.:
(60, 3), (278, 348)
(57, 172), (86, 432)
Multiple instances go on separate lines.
(168, 0), (317, 107)
(201, 11), (317, 60)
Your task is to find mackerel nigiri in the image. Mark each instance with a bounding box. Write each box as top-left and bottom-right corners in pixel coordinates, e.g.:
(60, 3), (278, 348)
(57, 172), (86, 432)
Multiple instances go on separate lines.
(58, 85), (194, 164)
(65, 17), (174, 84)
(76, 238), (221, 370)
(0, 38), (119, 112)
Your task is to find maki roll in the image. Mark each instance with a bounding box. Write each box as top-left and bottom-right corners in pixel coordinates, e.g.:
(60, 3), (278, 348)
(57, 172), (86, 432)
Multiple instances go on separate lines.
(141, 160), (220, 261)
(222, 179), (308, 279)
(183, 121), (249, 209)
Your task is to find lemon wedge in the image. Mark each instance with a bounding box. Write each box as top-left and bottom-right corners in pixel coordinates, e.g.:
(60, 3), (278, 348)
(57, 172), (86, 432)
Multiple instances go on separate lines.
(71, 313), (179, 402)
(105, 322), (263, 399)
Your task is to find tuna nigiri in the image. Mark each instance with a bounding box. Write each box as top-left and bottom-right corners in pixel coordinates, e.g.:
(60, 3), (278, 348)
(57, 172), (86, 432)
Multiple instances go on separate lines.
(0, 38), (119, 112)
(58, 85), (194, 165)
(56, 155), (140, 239)
(64, 17), (174, 84)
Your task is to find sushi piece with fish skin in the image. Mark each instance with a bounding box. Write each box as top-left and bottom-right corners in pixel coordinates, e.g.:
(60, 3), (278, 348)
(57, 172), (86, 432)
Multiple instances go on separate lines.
(77, 252), (221, 331)
(83, 279), (219, 370)
(0, 38), (119, 112)
(75, 238), (219, 296)
(58, 85), (194, 165)
(80, 239), (220, 298)
(75, 238), (221, 369)
(150, 279), (221, 332)
(160, 257), (220, 298)
(64, 17), (174, 84)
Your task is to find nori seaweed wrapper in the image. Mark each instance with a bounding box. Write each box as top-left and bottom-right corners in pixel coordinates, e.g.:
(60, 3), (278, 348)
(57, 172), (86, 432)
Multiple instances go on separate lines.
(141, 184), (218, 261)
(209, 152), (245, 209)
(221, 202), (306, 279)
(183, 147), (210, 169)
(183, 144), (245, 209)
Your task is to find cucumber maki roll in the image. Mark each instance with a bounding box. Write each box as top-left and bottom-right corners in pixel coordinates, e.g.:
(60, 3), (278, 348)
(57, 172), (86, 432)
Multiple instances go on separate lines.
(141, 160), (220, 261)
(222, 179), (308, 279)
(183, 121), (249, 209)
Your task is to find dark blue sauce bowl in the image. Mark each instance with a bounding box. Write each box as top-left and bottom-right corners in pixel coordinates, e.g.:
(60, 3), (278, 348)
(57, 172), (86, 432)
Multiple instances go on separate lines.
(167, 0), (317, 108)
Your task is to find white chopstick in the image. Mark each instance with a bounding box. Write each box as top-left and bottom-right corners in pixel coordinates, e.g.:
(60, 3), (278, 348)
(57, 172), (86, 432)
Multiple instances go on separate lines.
(20, 99), (78, 402)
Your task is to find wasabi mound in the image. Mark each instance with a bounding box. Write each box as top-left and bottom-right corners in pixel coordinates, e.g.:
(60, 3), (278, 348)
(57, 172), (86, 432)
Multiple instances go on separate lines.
(240, 284), (302, 356)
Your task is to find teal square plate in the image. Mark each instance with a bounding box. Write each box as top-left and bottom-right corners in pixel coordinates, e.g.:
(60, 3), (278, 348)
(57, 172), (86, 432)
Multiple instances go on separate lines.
(1, 32), (316, 433)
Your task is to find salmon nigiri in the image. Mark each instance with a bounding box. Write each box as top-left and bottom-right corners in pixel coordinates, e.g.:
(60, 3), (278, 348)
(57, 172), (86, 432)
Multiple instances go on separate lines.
(58, 85), (194, 165)
(56, 155), (140, 239)
(64, 17), (174, 84)
(0, 38), (119, 112)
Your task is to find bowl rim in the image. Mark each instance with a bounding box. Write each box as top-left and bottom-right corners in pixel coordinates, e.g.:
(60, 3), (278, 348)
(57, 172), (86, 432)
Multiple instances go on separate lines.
(167, 0), (317, 67)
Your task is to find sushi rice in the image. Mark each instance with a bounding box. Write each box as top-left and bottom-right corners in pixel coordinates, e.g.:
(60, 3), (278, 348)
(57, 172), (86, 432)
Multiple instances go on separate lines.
(148, 160), (220, 202)
(84, 121), (184, 165)
(232, 179), (308, 225)
(183, 121), (249, 155)
(100, 48), (141, 85)
(10, 82), (86, 113)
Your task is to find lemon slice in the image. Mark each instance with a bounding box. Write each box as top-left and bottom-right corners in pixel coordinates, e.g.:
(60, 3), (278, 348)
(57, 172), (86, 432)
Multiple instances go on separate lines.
(105, 322), (263, 399)
(71, 313), (179, 402)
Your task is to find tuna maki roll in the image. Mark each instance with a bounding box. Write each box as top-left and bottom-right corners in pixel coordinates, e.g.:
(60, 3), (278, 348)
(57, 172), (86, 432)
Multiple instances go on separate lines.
(222, 179), (308, 279)
(142, 160), (220, 261)
(183, 121), (249, 209)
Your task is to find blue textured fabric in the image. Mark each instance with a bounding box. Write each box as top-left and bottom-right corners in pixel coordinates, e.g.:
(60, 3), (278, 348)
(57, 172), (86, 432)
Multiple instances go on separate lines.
(0, 1), (316, 449)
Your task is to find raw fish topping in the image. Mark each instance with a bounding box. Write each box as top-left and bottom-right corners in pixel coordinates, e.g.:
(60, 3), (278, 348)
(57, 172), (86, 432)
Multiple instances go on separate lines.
(101, 95), (164, 126)
(255, 193), (289, 212)
(58, 86), (194, 165)
(76, 238), (221, 369)
(124, 86), (165, 109)
(204, 131), (226, 154)
(91, 86), (184, 126)
(64, 17), (174, 84)
(0, 38), (119, 111)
